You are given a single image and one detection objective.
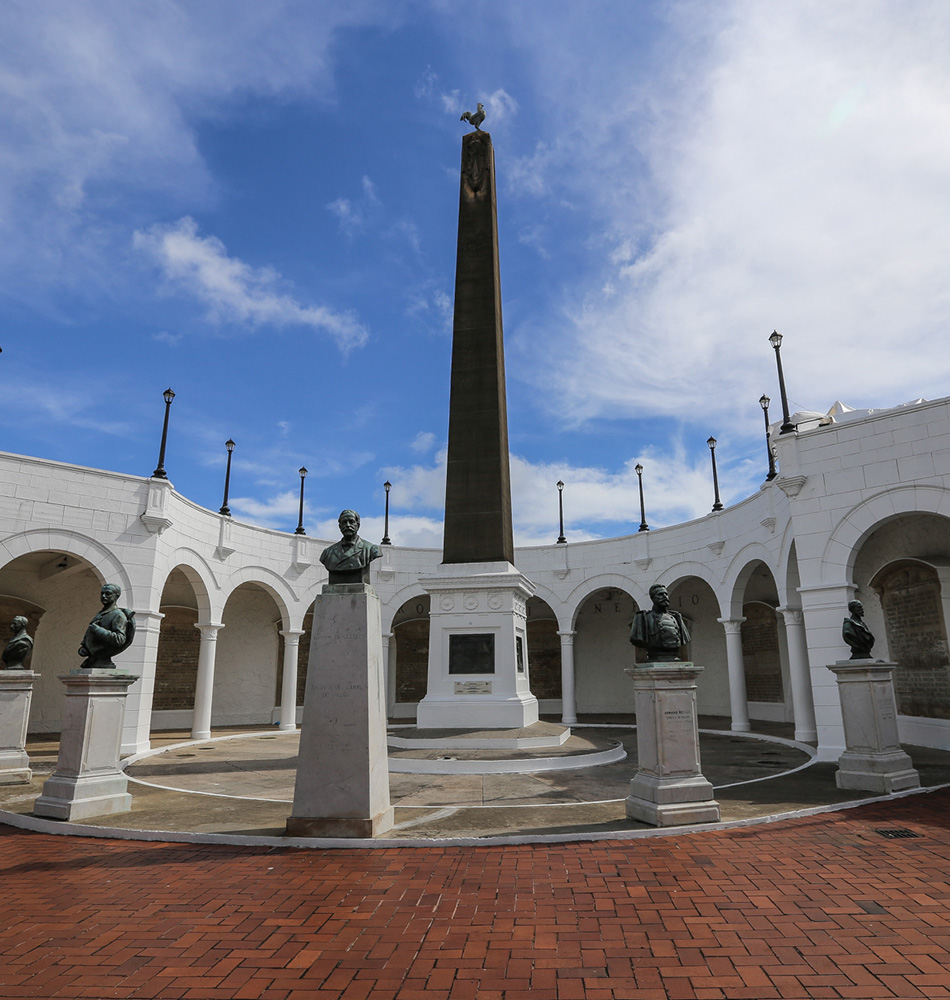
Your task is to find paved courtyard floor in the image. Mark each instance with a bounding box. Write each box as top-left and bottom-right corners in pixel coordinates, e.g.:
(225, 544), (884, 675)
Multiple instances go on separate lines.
(0, 721), (948, 998)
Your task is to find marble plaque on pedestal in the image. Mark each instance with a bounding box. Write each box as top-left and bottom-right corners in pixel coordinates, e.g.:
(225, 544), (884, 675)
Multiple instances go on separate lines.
(624, 663), (720, 827)
(0, 670), (39, 784)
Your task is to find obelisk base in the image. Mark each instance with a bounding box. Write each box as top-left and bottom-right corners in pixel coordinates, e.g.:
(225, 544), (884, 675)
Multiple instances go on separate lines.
(33, 669), (137, 820)
(0, 670), (39, 784)
(828, 661), (920, 794)
(287, 587), (393, 838)
(624, 663), (720, 827)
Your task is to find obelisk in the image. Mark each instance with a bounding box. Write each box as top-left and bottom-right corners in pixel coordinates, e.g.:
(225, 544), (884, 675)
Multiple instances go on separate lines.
(442, 129), (514, 564)
(416, 124), (539, 730)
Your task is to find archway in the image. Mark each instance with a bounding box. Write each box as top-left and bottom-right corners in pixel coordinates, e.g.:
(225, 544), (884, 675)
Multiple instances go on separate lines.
(665, 577), (726, 717)
(526, 596), (560, 712)
(391, 594), (430, 718)
(573, 587), (638, 715)
(151, 567), (201, 732)
(0, 549), (106, 733)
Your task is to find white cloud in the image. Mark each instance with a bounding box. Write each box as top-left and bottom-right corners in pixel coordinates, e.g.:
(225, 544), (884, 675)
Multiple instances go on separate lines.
(133, 217), (368, 351)
(522, 1), (950, 428)
(410, 431), (436, 454)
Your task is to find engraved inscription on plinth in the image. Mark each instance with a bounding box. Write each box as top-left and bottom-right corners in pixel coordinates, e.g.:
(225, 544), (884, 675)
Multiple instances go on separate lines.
(0, 671), (39, 784)
(624, 663), (720, 828)
(33, 669), (138, 821)
(829, 661), (920, 794)
(286, 590), (393, 838)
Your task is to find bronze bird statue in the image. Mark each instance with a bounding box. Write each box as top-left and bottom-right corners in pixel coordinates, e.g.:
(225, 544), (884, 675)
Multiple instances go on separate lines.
(460, 102), (486, 131)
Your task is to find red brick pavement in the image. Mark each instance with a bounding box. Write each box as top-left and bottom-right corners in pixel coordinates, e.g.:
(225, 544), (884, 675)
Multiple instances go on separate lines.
(0, 791), (948, 1000)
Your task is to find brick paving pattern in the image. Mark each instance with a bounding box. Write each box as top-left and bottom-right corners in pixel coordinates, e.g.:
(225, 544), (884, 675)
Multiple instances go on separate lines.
(0, 790), (948, 999)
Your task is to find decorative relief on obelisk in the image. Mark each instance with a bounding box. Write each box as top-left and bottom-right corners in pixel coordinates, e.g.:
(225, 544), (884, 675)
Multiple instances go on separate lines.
(461, 131), (490, 196)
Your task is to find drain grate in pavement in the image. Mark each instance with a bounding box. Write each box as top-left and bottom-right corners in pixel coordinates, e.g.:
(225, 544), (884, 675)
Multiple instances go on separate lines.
(875, 827), (921, 839)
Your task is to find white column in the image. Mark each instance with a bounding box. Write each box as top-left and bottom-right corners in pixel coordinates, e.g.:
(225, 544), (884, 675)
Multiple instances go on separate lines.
(779, 606), (818, 742)
(119, 608), (164, 755)
(191, 622), (224, 741)
(278, 629), (305, 732)
(717, 617), (750, 732)
(557, 630), (577, 725)
(381, 632), (395, 717)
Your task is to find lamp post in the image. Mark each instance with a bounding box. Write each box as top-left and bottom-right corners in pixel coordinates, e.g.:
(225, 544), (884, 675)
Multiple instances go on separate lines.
(151, 387), (175, 479)
(769, 331), (796, 434)
(759, 395), (777, 481)
(556, 480), (567, 544)
(635, 463), (649, 532)
(707, 436), (723, 511)
(381, 480), (392, 545)
(294, 467), (307, 535)
(219, 439), (235, 515)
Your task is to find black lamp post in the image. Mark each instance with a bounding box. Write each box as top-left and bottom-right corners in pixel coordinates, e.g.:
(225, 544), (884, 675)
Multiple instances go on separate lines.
(769, 331), (796, 434)
(219, 439), (235, 515)
(556, 480), (567, 544)
(759, 395), (777, 481)
(151, 387), (175, 479)
(635, 463), (649, 532)
(707, 436), (723, 511)
(381, 480), (392, 545)
(295, 467), (307, 535)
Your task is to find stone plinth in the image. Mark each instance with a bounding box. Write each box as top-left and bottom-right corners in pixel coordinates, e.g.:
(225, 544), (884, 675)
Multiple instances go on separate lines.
(624, 663), (720, 827)
(286, 587), (393, 838)
(416, 562), (538, 730)
(33, 669), (138, 820)
(828, 660), (920, 794)
(0, 670), (39, 784)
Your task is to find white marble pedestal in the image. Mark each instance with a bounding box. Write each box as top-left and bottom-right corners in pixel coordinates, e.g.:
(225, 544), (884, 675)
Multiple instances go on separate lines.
(286, 586), (394, 838)
(828, 660), (920, 794)
(0, 670), (39, 784)
(33, 669), (138, 820)
(624, 662), (720, 827)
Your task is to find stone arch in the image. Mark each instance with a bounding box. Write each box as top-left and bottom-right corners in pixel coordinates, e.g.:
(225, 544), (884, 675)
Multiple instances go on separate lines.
(0, 529), (132, 599)
(567, 574), (645, 629)
(391, 593), (430, 714)
(213, 581), (285, 727)
(822, 485), (950, 581)
(526, 595), (561, 704)
(572, 584), (639, 715)
(724, 544), (781, 618)
(162, 549), (218, 620)
(217, 565), (298, 630)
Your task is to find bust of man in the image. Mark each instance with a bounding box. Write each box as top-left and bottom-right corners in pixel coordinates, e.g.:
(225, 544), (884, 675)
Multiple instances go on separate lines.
(319, 510), (382, 586)
(842, 599), (875, 660)
(79, 583), (135, 669)
(630, 584), (691, 661)
(2, 617), (33, 670)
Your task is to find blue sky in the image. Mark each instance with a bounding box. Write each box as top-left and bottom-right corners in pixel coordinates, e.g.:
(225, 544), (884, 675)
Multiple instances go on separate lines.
(3, 1), (950, 548)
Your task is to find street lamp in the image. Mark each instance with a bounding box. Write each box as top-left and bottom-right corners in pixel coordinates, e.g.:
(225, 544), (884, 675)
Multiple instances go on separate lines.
(707, 436), (723, 511)
(294, 467), (307, 535)
(769, 331), (796, 434)
(151, 387), (175, 479)
(759, 395), (777, 481)
(635, 463), (649, 532)
(556, 480), (567, 544)
(219, 439), (236, 515)
(381, 480), (392, 545)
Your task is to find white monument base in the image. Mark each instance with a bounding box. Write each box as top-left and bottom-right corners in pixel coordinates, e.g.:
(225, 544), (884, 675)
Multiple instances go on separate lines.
(33, 669), (137, 820)
(624, 663), (720, 827)
(417, 562), (539, 730)
(0, 670), (39, 784)
(828, 660), (920, 794)
(287, 587), (393, 838)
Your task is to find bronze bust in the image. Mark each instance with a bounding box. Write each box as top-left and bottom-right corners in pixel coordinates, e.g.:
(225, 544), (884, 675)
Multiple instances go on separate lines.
(319, 510), (382, 586)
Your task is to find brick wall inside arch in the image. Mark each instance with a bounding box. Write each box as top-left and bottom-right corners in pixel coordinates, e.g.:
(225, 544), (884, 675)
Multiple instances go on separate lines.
(154, 606), (199, 711)
(741, 603), (784, 703)
(875, 562), (950, 718)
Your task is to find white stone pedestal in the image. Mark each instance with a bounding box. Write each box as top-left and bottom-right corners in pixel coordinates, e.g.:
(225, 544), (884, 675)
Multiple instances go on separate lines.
(33, 669), (138, 820)
(0, 670), (39, 784)
(624, 663), (720, 827)
(828, 660), (920, 794)
(287, 587), (394, 838)
(416, 562), (539, 729)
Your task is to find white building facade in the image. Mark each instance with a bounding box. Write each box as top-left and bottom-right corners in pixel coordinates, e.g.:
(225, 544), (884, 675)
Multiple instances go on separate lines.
(2, 396), (949, 760)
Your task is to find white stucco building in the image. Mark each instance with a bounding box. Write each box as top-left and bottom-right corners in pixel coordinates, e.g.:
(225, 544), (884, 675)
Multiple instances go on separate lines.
(2, 394), (949, 761)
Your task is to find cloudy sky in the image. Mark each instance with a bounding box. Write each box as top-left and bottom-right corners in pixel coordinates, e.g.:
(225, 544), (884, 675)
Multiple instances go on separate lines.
(3, 1), (949, 547)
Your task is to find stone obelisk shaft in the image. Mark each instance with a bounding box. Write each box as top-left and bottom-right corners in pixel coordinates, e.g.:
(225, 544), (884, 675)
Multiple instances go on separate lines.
(442, 130), (514, 565)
